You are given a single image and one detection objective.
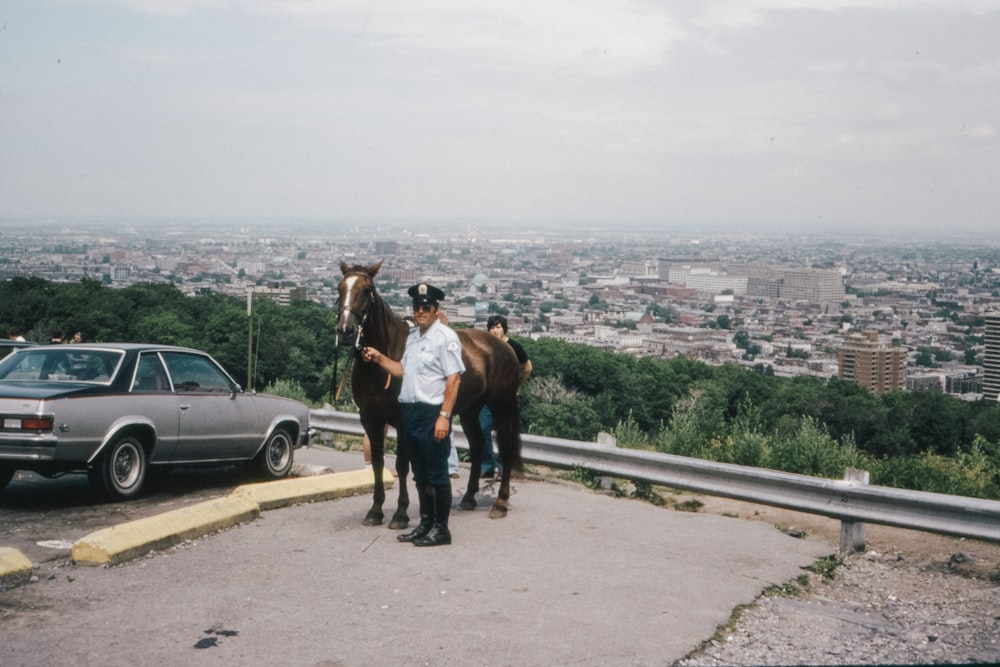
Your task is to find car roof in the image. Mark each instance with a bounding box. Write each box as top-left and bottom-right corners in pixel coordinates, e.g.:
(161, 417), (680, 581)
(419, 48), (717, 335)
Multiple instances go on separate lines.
(23, 343), (204, 353)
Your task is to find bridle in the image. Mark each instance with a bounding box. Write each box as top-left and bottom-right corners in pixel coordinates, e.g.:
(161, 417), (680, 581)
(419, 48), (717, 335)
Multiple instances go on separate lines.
(331, 273), (377, 401)
(336, 273), (377, 351)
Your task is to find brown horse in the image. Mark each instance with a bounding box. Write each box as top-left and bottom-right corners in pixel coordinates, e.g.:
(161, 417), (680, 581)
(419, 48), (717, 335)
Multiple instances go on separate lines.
(335, 260), (523, 528)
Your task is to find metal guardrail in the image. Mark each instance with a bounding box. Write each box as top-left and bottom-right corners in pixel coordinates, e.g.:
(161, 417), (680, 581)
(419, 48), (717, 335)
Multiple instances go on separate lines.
(310, 409), (1000, 549)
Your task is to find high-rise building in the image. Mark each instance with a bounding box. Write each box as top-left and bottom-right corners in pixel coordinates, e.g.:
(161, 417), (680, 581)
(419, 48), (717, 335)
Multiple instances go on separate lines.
(374, 240), (400, 256)
(983, 313), (1000, 400)
(248, 284), (307, 307)
(732, 265), (845, 304)
(837, 331), (907, 395)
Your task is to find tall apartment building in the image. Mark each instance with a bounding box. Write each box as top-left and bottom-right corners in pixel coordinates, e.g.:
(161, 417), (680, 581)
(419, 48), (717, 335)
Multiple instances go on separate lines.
(248, 284), (307, 307)
(374, 240), (400, 256)
(837, 330), (907, 395)
(733, 265), (845, 304)
(670, 268), (748, 295)
(657, 257), (721, 282)
(983, 313), (1000, 400)
(656, 257), (748, 295)
(777, 268), (845, 304)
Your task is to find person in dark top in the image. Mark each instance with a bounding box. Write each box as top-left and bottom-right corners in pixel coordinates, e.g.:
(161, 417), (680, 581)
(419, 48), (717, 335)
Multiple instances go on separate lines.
(479, 314), (531, 478)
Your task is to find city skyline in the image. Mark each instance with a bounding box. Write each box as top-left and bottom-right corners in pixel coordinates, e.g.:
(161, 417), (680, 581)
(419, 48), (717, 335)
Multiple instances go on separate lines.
(2, 2), (998, 234)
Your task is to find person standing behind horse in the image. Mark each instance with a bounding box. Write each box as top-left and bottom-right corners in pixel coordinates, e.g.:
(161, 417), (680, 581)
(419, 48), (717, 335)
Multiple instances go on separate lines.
(479, 314), (532, 477)
(361, 283), (464, 547)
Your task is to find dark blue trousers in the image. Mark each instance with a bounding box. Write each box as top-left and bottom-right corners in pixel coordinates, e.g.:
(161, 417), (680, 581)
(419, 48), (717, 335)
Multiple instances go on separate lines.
(400, 403), (451, 487)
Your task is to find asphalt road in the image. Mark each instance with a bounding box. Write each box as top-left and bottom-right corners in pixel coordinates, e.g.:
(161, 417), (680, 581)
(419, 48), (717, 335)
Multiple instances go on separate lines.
(1, 459), (277, 566)
(1, 446), (833, 666)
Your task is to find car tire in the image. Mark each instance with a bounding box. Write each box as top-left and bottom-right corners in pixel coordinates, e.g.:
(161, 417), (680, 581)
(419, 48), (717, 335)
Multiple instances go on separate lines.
(0, 465), (15, 491)
(92, 435), (148, 499)
(256, 428), (294, 479)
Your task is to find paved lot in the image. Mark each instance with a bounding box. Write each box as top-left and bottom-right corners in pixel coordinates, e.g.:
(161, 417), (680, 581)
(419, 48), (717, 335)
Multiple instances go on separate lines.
(1, 446), (833, 666)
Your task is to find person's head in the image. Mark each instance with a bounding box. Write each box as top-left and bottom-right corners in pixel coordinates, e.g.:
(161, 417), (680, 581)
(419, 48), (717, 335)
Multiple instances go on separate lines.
(486, 314), (508, 338)
(72, 331), (82, 343)
(407, 283), (445, 330)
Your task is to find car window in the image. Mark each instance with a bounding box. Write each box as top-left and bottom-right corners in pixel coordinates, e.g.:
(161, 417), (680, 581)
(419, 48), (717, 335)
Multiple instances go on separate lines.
(0, 351), (46, 379)
(160, 351), (235, 393)
(131, 353), (170, 393)
(0, 343), (32, 360)
(0, 348), (121, 382)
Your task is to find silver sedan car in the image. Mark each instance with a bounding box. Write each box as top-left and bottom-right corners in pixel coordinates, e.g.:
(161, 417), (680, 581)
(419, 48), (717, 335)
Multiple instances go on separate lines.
(0, 343), (310, 499)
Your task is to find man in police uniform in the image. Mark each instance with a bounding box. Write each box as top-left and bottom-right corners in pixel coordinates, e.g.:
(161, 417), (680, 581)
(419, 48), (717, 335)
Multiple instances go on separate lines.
(361, 283), (464, 547)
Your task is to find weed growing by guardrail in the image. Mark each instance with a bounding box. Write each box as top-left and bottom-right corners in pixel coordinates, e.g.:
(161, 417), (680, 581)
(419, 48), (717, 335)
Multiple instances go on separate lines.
(807, 554), (843, 581)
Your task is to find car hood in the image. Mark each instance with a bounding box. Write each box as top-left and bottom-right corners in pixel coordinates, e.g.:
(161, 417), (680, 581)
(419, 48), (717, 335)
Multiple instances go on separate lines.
(0, 382), (98, 400)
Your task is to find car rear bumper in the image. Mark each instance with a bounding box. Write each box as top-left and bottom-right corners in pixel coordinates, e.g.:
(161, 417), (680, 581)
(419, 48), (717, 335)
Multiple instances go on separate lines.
(0, 434), (60, 462)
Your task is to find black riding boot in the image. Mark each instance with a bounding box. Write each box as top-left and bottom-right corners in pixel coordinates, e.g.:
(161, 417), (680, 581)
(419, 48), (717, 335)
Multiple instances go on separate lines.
(397, 485), (433, 543)
(413, 484), (452, 547)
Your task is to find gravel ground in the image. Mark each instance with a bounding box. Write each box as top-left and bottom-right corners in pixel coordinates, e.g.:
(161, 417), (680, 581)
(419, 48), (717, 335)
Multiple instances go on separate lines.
(674, 496), (1000, 666)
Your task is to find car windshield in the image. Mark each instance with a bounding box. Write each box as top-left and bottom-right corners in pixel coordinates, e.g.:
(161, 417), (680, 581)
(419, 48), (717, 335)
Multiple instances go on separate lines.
(0, 348), (123, 383)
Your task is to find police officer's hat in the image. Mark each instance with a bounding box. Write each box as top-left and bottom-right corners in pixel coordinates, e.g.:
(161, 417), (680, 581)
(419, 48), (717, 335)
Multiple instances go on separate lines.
(408, 283), (445, 306)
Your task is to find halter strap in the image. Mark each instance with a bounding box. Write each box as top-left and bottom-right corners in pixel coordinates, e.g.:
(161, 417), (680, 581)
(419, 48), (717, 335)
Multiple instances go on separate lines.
(338, 273), (378, 350)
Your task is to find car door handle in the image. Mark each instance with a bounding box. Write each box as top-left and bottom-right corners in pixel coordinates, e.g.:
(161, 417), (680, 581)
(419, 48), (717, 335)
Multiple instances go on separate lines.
(180, 403), (191, 411)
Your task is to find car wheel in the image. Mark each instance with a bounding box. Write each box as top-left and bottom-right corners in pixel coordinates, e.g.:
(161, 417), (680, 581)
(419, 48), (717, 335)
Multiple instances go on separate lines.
(256, 428), (294, 479)
(0, 465), (15, 490)
(94, 435), (148, 499)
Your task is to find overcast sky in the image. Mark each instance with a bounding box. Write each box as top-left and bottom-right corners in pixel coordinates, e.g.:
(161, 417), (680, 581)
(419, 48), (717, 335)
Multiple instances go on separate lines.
(1, 1), (997, 234)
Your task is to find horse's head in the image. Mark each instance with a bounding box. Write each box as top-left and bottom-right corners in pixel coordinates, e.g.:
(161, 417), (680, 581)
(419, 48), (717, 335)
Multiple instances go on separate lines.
(336, 260), (382, 345)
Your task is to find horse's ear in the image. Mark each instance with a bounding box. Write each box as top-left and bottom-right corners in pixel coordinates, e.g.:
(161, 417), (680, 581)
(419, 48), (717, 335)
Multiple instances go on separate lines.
(369, 260), (383, 277)
(340, 261), (351, 275)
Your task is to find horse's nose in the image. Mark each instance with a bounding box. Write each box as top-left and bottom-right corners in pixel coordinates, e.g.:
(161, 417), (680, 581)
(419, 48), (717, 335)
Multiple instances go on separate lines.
(336, 312), (357, 337)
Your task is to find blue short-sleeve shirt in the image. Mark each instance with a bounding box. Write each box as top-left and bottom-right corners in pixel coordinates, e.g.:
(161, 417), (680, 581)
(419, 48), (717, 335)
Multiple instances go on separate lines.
(398, 319), (465, 405)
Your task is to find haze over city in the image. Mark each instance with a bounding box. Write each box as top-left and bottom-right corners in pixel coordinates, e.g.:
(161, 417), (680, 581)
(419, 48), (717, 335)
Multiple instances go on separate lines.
(1, 1), (998, 235)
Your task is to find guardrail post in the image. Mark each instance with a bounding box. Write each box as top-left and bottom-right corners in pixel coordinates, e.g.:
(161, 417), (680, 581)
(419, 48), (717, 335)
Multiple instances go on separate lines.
(596, 432), (617, 489)
(839, 467), (869, 554)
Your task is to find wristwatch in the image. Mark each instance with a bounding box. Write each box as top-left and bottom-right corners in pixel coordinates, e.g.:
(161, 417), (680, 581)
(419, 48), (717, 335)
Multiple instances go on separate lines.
(439, 410), (450, 418)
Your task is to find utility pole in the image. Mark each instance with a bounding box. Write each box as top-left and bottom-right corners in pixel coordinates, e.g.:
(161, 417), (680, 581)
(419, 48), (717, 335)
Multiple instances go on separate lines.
(246, 287), (253, 390)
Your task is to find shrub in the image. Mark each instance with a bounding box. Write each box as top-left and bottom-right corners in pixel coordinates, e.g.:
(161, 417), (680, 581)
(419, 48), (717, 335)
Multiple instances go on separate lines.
(872, 442), (1000, 499)
(261, 379), (316, 407)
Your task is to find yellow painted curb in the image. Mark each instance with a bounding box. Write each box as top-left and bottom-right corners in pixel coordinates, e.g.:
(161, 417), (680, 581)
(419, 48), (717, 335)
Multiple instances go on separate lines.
(230, 467), (395, 510)
(72, 495), (261, 567)
(69, 467), (394, 569)
(0, 547), (34, 589)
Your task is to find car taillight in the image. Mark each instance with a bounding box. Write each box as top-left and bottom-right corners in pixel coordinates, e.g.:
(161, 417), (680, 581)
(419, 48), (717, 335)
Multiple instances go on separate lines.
(3, 417), (54, 431)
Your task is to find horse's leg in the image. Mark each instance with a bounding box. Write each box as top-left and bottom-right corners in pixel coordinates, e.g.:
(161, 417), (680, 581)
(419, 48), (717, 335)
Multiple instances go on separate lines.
(490, 403), (520, 519)
(389, 432), (411, 530)
(458, 409), (486, 511)
(362, 423), (386, 526)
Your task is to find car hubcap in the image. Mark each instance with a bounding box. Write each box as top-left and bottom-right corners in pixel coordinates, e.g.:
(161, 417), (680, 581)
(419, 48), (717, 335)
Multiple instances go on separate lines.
(114, 445), (140, 488)
(269, 436), (290, 471)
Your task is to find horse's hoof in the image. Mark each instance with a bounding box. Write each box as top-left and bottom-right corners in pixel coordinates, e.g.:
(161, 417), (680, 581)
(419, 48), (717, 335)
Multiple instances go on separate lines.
(489, 504), (508, 519)
(388, 517), (409, 530)
(458, 496), (477, 511)
(362, 512), (384, 526)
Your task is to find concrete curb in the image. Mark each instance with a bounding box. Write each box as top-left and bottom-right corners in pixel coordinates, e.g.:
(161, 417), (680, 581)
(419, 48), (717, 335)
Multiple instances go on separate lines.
(231, 466), (393, 511)
(71, 495), (262, 566)
(0, 547), (34, 590)
(0, 467), (395, 576)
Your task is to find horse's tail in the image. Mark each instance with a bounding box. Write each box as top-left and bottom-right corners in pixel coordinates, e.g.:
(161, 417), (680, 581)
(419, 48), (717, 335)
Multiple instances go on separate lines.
(506, 396), (524, 473)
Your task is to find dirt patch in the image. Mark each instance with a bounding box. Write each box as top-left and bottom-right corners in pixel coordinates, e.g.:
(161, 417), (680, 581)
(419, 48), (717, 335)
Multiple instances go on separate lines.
(674, 492), (1000, 666)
